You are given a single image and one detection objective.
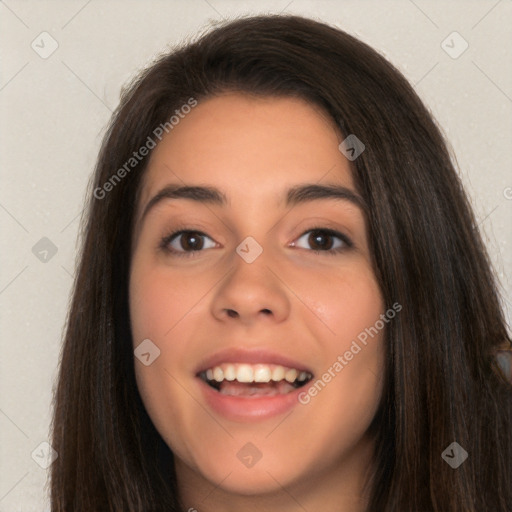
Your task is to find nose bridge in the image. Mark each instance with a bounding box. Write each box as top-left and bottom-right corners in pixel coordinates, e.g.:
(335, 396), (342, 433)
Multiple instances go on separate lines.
(227, 239), (278, 297)
(211, 238), (290, 322)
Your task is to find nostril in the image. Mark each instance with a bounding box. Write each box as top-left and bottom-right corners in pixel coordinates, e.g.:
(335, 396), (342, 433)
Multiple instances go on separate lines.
(226, 309), (238, 318)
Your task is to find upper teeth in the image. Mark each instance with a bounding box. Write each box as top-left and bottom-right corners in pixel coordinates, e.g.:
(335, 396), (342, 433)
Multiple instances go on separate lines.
(203, 363), (311, 384)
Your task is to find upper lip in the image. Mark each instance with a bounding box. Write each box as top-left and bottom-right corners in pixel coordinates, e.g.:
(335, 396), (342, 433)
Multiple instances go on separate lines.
(195, 347), (314, 375)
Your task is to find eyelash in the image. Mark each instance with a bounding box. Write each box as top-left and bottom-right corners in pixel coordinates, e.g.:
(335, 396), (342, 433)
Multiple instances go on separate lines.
(159, 225), (353, 259)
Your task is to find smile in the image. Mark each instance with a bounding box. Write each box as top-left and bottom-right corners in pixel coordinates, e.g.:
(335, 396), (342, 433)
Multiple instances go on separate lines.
(195, 348), (315, 420)
(199, 363), (313, 396)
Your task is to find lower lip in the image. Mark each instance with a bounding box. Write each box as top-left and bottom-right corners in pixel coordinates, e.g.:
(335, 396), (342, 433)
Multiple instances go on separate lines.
(197, 378), (309, 422)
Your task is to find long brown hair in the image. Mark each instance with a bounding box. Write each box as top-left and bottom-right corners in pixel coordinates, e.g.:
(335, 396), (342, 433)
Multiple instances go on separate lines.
(50, 14), (512, 511)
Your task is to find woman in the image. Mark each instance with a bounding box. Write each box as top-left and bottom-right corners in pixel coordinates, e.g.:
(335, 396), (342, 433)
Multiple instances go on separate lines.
(50, 14), (512, 511)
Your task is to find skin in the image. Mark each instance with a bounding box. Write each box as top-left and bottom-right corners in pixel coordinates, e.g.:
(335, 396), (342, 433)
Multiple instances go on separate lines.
(129, 93), (386, 512)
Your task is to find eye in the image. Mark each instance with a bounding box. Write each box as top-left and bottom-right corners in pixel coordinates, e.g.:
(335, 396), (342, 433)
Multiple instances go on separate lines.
(159, 226), (353, 258)
(160, 230), (216, 257)
(292, 227), (352, 255)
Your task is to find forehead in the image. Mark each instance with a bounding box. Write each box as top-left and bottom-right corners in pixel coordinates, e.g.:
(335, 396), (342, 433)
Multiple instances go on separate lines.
(136, 93), (355, 217)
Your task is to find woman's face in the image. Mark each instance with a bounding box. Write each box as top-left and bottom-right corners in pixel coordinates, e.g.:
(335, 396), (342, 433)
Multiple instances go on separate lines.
(129, 93), (385, 503)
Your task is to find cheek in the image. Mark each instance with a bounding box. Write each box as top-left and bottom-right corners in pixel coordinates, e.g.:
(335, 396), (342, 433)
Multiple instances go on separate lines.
(133, 361), (198, 467)
(129, 261), (213, 450)
(129, 265), (201, 463)
(300, 262), (385, 417)
(129, 262), (202, 343)
(295, 259), (384, 344)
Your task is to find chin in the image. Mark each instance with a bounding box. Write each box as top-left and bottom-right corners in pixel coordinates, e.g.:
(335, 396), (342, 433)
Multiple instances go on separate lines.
(177, 440), (313, 496)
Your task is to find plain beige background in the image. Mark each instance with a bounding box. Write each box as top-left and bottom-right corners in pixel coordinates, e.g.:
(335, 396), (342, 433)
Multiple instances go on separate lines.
(1, 0), (511, 509)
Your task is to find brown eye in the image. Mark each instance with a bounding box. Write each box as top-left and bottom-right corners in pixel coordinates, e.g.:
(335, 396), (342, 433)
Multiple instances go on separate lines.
(162, 230), (216, 257)
(293, 228), (352, 255)
(308, 230), (335, 250)
(176, 232), (204, 251)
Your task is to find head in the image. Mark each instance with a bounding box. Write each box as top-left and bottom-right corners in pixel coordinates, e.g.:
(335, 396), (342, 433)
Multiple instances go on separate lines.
(51, 14), (512, 512)
(129, 91), (386, 509)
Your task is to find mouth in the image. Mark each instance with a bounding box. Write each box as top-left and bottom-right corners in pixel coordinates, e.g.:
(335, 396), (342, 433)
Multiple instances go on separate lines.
(198, 363), (314, 397)
(195, 348), (315, 420)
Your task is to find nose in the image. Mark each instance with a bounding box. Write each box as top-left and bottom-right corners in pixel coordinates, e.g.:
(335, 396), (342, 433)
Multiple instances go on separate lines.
(210, 250), (291, 326)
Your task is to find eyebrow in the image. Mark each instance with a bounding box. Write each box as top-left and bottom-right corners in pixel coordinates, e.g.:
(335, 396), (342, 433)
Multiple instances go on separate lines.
(139, 182), (366, 225)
